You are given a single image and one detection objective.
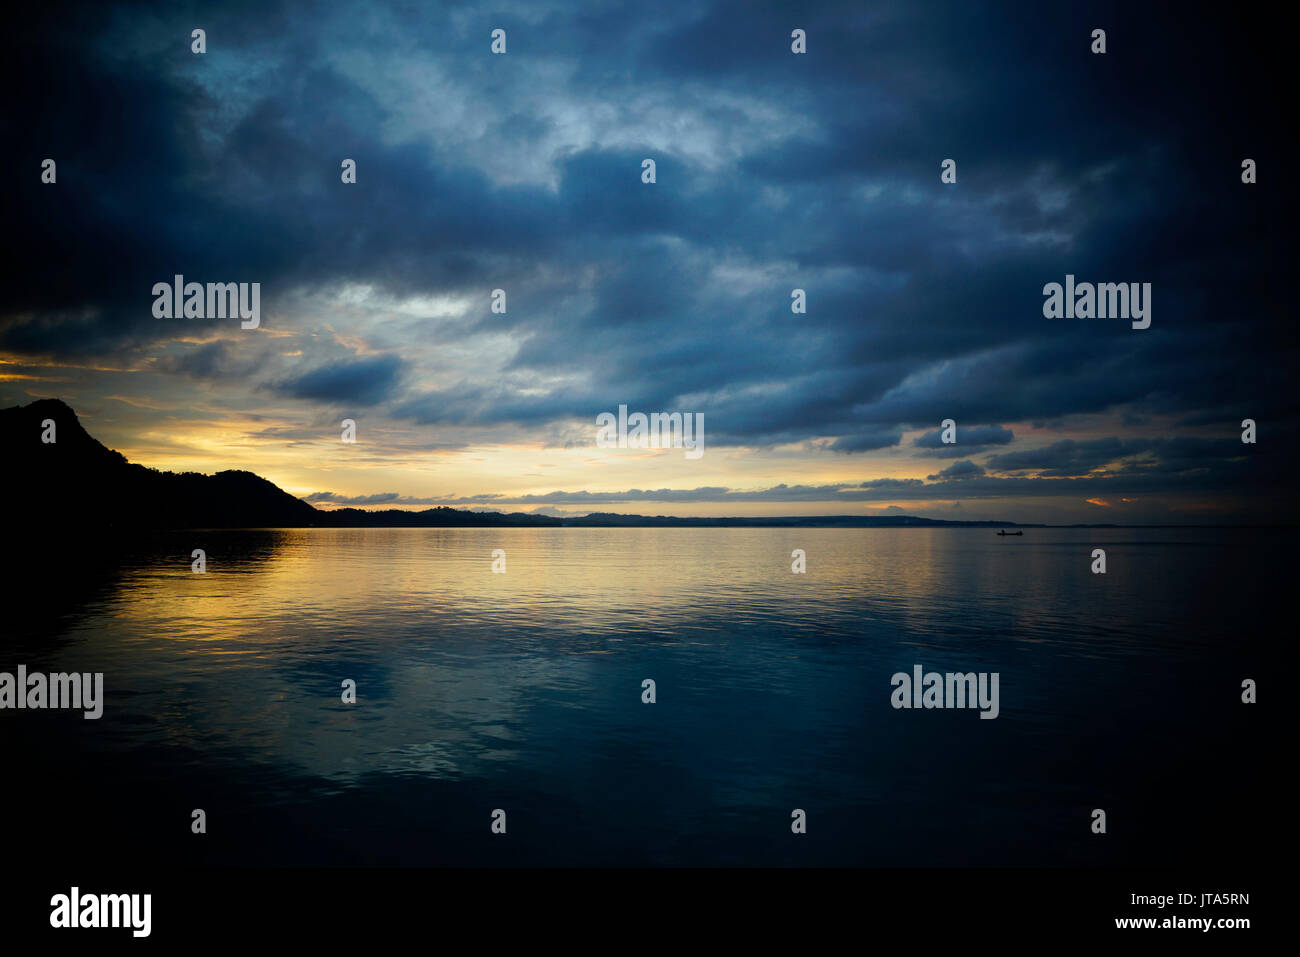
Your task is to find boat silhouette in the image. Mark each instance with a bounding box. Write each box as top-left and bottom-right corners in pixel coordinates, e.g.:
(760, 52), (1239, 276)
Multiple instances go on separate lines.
(996, 530), (1023, 536)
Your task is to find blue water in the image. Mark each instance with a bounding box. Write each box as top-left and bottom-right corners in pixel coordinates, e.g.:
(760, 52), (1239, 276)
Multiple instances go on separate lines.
(2, 527), (1274, 865)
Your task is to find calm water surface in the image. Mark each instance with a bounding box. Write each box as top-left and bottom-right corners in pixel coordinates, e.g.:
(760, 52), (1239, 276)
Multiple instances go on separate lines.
(3, 527), (1276, 866)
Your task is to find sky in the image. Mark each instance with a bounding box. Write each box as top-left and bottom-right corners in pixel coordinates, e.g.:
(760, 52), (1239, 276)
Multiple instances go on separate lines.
(1, 0), (1295, 523)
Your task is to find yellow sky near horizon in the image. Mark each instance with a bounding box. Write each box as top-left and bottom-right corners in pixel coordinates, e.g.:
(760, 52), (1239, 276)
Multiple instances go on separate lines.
(3, 353), (1237, 524)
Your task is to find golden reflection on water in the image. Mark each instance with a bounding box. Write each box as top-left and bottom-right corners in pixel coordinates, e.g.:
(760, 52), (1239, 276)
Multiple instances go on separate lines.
(31, 526), (1233, 792)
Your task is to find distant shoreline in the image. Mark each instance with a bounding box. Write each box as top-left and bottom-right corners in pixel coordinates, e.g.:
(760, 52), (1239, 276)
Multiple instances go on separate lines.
(29, 518), (1290, 531)
(5, 400), (1290, 533)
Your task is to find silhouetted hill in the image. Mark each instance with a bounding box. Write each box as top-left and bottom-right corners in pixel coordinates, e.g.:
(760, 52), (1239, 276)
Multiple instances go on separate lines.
(2, 399), (317, 530)
(2, 399), (1034, 531)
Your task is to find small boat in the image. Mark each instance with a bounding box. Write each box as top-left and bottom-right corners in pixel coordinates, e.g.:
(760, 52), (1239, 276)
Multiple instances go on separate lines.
(996, 530), (1023, 536)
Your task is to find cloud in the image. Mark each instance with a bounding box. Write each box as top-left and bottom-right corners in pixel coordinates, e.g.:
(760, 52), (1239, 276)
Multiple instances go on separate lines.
(276, 355), (405, 405)
(0, 0), (1294, 521)
(982, 436), (1251, 479)
(828, 429), (903, 453)
(926, 460), (985, 481)
(984, 438), (1143, 477)
(304, 491), (403, 506)
(913, 424), (1014, 457)
(153, 339), (262, 379)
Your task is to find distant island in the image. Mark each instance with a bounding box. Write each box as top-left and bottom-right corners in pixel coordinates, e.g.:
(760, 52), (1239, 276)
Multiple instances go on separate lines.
(3, 398), (1042, 531)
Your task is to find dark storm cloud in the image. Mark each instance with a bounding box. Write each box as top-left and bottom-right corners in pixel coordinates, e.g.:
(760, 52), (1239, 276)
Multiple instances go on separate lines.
(828, 429), (903, 453)
(927, 460), (985, 481)
(154, 339), (261, 379)
(913, 424), (1013, 457)
(983, 436), (1251, 479)
(1, 0), (1294, 511)
(277, 354), (405, 405)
